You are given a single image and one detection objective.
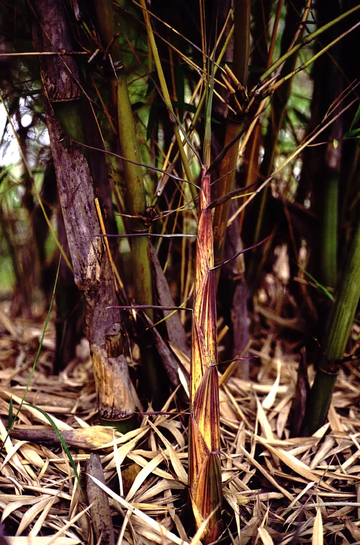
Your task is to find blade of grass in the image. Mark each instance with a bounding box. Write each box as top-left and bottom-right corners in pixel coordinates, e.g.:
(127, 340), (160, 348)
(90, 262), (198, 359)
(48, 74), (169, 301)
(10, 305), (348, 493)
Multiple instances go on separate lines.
(297, 264), (335, 302)
(3, 256), (61, 447)
(24, 403), (81, 487)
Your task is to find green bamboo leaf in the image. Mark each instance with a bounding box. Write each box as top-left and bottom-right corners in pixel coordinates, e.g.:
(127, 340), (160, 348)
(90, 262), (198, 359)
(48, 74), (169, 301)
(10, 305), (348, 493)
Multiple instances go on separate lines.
(146, 102), (159, 141)
(24, 403), (81, 487)
(297, 264), (335, 302)
(8, 397), (13, 429)
(350, 103), (360, 130)
(344, 128), (360, 138)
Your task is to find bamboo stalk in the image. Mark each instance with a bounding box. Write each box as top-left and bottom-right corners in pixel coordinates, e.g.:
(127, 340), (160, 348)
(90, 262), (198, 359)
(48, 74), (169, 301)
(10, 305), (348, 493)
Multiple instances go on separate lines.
(31, 0), (140, 426)
(189, 168), (222, 543)
(93, 0), (153, 318)
(211, 0), (251, 380)
(213, 0), (250, 270)
(188, 58), (222, 541)
(303, 217), (360, 435)
(93, 0), (166, 404)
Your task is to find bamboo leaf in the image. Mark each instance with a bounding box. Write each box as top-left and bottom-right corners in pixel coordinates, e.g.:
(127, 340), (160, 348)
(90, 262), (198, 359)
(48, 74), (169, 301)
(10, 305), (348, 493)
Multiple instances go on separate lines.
(24, 404), (81, 487)
(312, 508), (323, 545)
(350, 103), (360, 130)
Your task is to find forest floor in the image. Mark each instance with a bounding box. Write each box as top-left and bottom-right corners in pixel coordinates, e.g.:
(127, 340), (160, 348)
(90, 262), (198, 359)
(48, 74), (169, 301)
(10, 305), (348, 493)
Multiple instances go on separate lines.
(1, 296), (360, 545)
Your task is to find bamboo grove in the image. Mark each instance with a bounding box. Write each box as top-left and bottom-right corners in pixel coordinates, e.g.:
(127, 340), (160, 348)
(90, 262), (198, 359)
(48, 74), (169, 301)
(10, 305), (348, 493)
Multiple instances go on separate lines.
(1, 0), (360, 541)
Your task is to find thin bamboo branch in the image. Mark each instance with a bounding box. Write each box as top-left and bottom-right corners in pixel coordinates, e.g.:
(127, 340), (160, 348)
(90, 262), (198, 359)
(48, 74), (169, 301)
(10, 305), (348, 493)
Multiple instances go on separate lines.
(260, 3), (360, 82)
(139, 0), (195, 185)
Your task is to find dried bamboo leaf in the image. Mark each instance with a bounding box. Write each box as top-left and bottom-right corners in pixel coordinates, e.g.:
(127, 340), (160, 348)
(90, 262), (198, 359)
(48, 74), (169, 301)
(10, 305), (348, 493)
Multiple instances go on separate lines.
(6, 536), (81, 545)
(239, 445), (293, 501)
(258, 527), (274, 545)
(103, 429), (149, 470)
(147, 421), (188, 484)
(262, 358), (281, 410)
(127, 452), (175, 484)
(43, 504), (92, 545)
(29, 495), (57, 537)
(0, 308), (21, 338)
(16, 496), (58, 536)
(345, 518), (360, 541)
(312, 508), (323, 545)
(256, 397), (274, 441)
(158, 421), (186, 448)
(0, 418), (29, 480)
(18, 444), (45, 468)
(258, 439), (334, 489)
(125, 452), (164, 501)
(88, 474), (188, 545)
(2, 499), (40, 523)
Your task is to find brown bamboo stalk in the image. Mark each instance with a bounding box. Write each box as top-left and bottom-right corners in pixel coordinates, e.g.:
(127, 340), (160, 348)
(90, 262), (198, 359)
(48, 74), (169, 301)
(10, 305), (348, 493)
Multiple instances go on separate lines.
(31, 0), (140, 425)
(189, 168), (222, 542)
(213, 0), (250, 269)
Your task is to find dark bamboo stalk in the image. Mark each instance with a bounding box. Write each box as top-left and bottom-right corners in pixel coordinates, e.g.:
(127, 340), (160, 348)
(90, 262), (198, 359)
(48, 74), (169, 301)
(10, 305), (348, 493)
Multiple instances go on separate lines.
(303, 217), (360, 435)
(213, 0), (250, 269)
(31, 0), (140, 425)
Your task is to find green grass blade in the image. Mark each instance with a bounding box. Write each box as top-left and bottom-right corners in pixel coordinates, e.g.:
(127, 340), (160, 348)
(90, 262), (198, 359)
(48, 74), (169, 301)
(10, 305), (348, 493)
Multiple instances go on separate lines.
(297, 264), (335, 302)
(24, 403), (81, 487)
(8, 397), (13, 429)
(3, 255), (61, 444)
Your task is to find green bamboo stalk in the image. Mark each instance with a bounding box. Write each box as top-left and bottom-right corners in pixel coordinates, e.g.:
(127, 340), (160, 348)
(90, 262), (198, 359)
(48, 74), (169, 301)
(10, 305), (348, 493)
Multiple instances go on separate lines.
(321, 173), (338, 288)
(312, 1), (342, 291)
(93, 0), (153, 315)
(303, 217), (360, 435)
(93, 0), (166, 403)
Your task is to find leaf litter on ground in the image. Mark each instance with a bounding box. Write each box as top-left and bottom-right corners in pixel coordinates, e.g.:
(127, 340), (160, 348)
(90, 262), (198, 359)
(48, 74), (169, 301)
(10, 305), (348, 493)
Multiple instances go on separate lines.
(1, 287), (360, 544)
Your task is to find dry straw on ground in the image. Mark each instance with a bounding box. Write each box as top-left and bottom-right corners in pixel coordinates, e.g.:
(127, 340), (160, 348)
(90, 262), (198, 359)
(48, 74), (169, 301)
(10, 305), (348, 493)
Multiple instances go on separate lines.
(1, 300), (360, 544)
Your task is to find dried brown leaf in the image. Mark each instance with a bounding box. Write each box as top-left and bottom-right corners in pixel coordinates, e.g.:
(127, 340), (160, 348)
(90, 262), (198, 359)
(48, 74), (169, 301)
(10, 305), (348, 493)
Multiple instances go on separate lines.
(312, 508), (323, 545)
